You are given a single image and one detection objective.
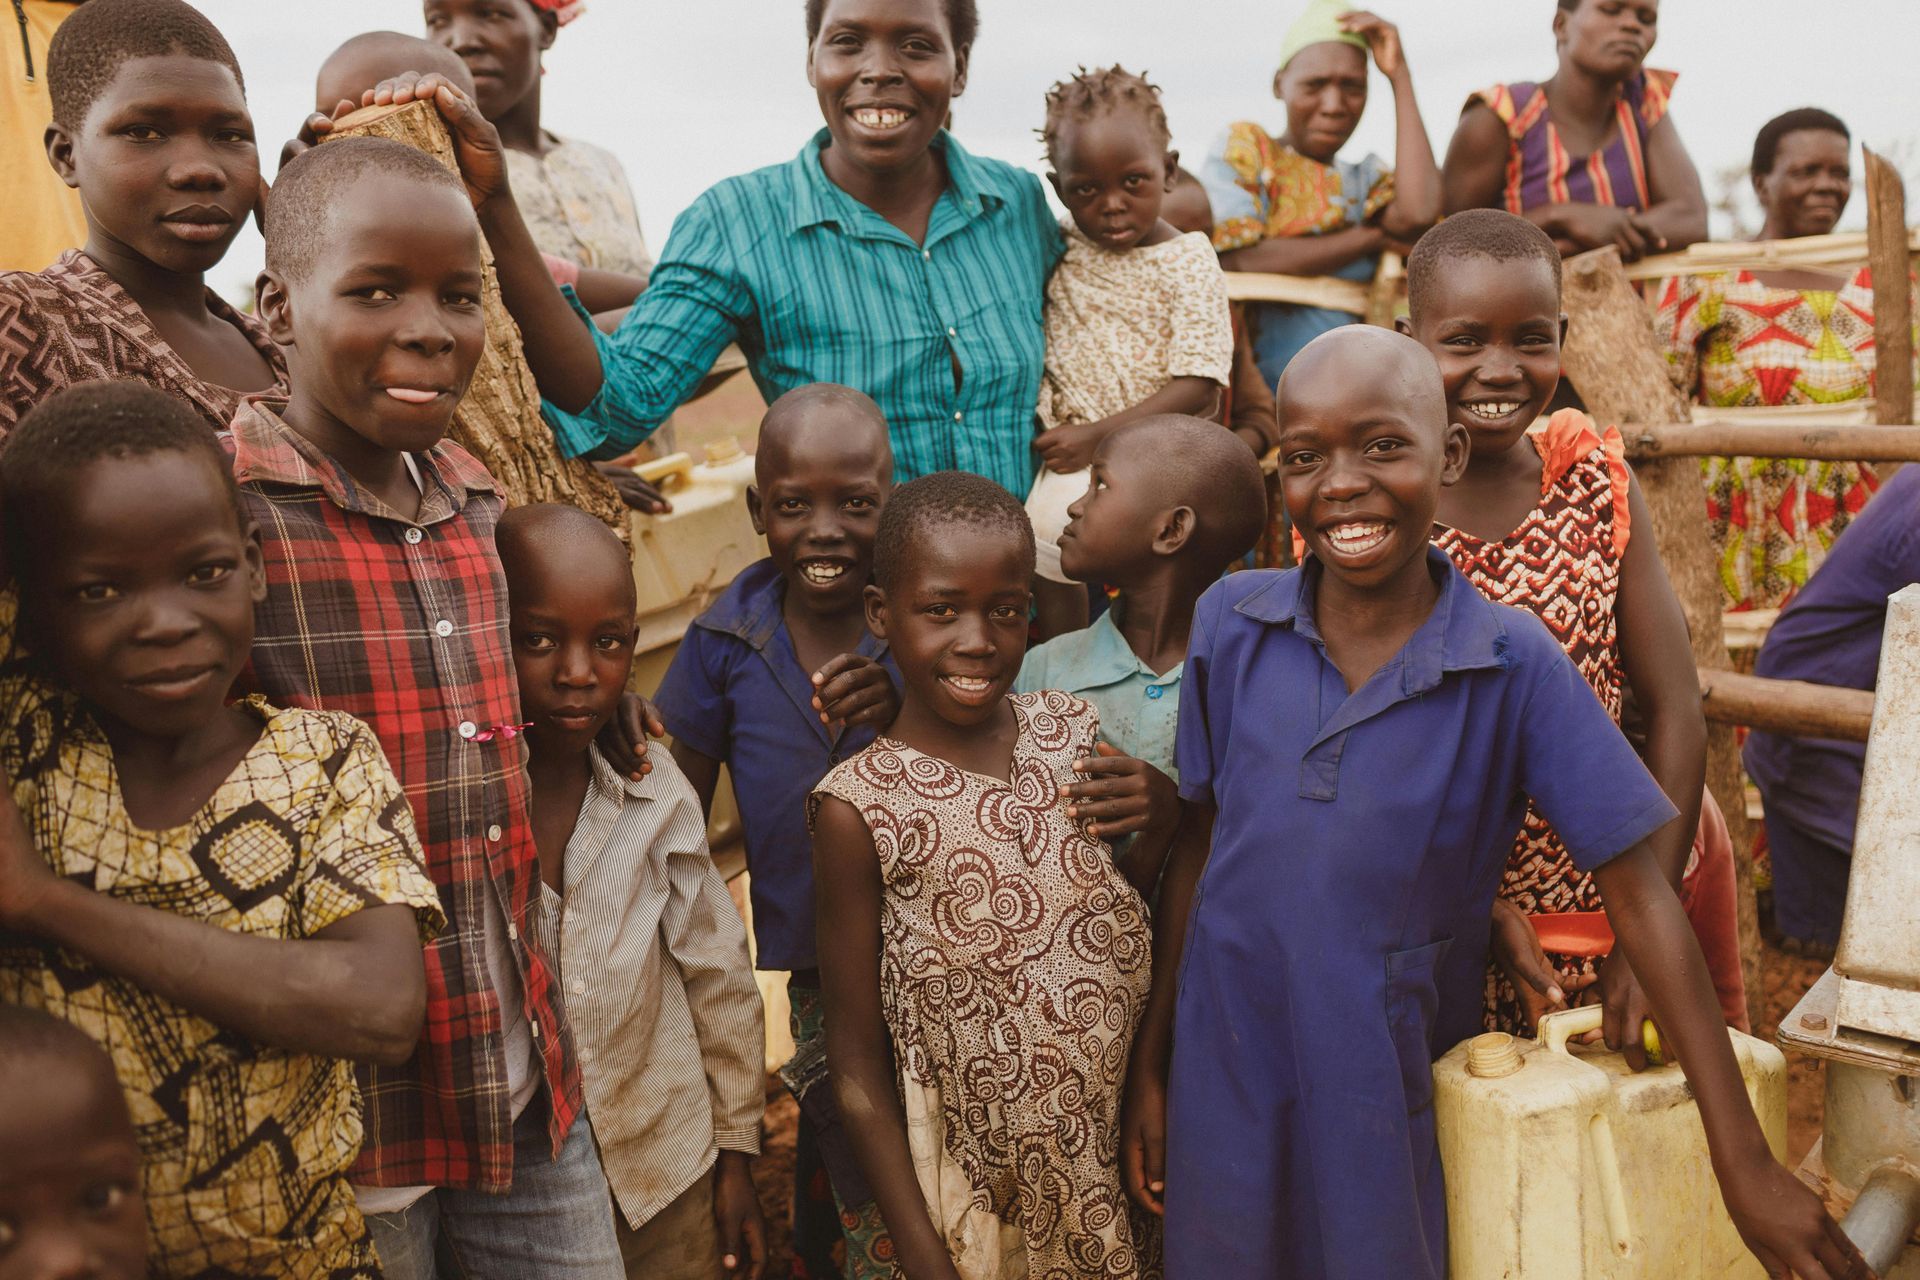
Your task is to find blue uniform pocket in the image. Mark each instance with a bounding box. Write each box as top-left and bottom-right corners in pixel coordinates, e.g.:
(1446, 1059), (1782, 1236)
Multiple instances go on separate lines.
(1385, 938), (1452, 1113)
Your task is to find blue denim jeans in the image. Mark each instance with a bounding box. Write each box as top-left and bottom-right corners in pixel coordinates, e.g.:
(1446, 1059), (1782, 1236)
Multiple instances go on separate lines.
(365, 1109), (622, 1280)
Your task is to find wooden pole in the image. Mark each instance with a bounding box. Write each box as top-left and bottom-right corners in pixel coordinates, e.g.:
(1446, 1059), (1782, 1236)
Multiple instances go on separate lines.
(325, 101), (630, 539)
(1699, 670), (1876, 743)
(1865, 149), (1914, 485)
(1367, 251), (1405, 328)
(1558, 245), (1761, 1021)
(1622, 422), (1920, 462)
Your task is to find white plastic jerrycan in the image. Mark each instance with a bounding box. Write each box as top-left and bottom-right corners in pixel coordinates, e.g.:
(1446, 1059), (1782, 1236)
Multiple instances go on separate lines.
(626, 439), (766, 659)
(1432, 1005), (1786, 1279)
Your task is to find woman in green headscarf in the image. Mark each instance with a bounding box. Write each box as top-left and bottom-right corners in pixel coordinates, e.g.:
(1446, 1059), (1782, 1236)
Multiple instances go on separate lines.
(1198, 0), (1439, 389)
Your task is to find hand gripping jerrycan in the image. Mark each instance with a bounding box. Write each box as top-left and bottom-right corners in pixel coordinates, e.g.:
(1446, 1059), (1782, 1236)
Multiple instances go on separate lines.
(1432, 1005), (1787, 1278)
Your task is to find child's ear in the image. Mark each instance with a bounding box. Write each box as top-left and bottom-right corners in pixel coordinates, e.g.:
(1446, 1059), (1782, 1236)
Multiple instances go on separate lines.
(44, 124), (78, 189)
(1439, 422), (1472, 486)
(1153, 505), (1196, 556)
(745, 483), (767, 536)
(257, 270), (295, 347)
(1045, 170), (1062, 200)
(863, 583), (889, 640)
(1162, 150), (1180, 191)
(242, 520), (269, 605)
(1557, 313), (1570, 347)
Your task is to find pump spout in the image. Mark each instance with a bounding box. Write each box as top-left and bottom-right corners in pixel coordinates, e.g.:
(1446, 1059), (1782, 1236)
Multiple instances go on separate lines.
(1839, 1164), (1920, 1276)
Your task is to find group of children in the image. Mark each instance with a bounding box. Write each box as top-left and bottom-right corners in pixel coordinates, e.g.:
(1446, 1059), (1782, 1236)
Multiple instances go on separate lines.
(0, 1), (1880, 1280)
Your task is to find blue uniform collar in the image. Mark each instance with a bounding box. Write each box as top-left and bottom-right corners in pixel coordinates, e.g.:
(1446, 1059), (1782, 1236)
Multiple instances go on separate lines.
(788, 128), (1001, 240)
(693, 557), (889, 662)
(1233, 547), (1512, 696)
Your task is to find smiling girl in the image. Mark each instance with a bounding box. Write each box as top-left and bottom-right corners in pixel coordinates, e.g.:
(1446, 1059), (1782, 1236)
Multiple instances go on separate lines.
(1026, 66), (1231, 637)
(0, 0), (284, 434)
(811, 473), (1169, 1280)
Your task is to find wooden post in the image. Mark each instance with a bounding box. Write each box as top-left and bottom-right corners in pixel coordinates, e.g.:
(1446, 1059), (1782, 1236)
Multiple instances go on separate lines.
(1699, 670), (1876, 743)
(1559, 245), (1761, 1021)
(1865, 149), (1914, 484)
(1622, 422), (1920, 461)
(325, 101), (630, 538)
(1367, 251), (1405, 328)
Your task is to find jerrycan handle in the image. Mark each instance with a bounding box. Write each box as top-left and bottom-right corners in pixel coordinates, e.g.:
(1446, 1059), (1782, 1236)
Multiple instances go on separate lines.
(633, 452), (697, 495)
(1538, 1005), (1666, 1065)
(1534, 1004), (1637, 1259)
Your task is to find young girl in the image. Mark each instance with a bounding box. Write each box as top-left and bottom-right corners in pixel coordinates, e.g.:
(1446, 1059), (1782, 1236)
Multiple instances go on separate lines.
(1400, 208), (1744, 1040)
(811, 472), (1173, 1279)
(1029, 66), (1232, 637)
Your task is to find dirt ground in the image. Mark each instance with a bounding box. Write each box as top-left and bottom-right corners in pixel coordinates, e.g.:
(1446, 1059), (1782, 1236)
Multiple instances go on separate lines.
(740, 938), (1834, 1272)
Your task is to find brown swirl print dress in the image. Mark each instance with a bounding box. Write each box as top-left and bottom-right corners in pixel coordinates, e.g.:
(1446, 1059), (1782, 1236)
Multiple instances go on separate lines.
(811, 691), (1158, 1279)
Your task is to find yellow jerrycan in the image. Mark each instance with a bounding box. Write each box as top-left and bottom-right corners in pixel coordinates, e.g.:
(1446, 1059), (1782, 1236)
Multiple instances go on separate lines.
(626, 439), (766, 663)
(1432, 1004), (1787, 1278)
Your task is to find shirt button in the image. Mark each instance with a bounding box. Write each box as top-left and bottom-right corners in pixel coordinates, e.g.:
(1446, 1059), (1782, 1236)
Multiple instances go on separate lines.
(954, 412), (964, 422)
(507, 922), (518, 941)
(530, 1019), (540, 1038)
(578, 1045), (593, 1064)
(922, 249), (931, 260)
(1147, 686), (1165, 700)
(405, 528), (423, 545)
(947, 326), (957, 338)
(435, 619), (453, 637)
(487, 824), (503, 842)
(570, 978), (586, 996)
(459, 721), (478, 739)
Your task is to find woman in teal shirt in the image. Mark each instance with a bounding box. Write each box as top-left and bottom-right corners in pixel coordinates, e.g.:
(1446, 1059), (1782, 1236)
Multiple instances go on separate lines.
(348, 0), (1061, 496)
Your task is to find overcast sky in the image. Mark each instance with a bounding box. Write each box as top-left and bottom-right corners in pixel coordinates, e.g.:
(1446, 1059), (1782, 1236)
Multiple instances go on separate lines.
(195, 0), (1920, 304)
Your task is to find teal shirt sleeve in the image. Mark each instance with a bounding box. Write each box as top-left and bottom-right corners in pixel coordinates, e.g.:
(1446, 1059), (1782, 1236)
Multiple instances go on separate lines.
(541, 186), (755, 460)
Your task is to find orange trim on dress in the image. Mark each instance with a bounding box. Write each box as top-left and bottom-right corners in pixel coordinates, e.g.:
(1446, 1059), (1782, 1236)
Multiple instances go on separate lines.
(1529, 407), (1633, 557)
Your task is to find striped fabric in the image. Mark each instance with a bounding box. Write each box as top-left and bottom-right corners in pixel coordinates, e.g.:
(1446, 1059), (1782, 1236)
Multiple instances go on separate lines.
(530, 747), (763, 1231)
(540, 129), (1063, 496)
(1468, 69), (1676, 216)
(225, 399), (581, 1193)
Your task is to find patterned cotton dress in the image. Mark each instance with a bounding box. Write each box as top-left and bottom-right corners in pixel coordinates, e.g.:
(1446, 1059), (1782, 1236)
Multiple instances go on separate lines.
(1651, 265), (1919, 610)
(1433, 411), (1635, 1031)
(811, 691), (1157, 1280)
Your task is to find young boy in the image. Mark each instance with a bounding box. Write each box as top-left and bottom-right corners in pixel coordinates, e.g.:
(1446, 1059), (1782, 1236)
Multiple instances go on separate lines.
(498, 503), (767, 1280)
(0, 380), (444, 1277)
(0, 1005), (146, 1280)
(1123, 326), (1863, 1279)
(237, 137), (628, 1276)
(654, 383), (900, 1277)
(1016, 413), (1265, 887)
(0, 0), (283, 434)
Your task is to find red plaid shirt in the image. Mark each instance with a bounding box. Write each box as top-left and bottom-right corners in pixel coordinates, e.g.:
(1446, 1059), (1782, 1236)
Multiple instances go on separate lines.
(225, 399), (581, 1191)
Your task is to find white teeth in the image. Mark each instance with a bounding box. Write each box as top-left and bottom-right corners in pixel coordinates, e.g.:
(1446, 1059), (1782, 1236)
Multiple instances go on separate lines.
(944, 676), (992, 692)
(1467, 402), (1523, 419)
(853, 108), (908, 129)
(1325, 521), (1389, 555)
(800, 562), (847, 584)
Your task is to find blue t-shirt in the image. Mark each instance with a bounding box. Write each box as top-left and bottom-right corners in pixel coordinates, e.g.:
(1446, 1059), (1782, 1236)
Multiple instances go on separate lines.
(1014, 608), (1182, 782)
(653, 559), (893, 971)
(1164, 549), (1676, 1279)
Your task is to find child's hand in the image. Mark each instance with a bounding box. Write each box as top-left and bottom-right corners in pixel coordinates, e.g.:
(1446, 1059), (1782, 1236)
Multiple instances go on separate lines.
(1723, 1159), (1872, 1280)
(712, 1150), (767, 1279)
(811, 654), (898, 732)
(1581, 950), (1659, 1072)
(0, 771), (57, 933)
(1340, 10), (1407, 79)
(595, 692), (665, 782)
(1065, 743), (1177, 841)
(362, 72), (510, 210)
(591, 462), (672, 515)
(1120, 1055), (1168, 1216)
(1036, 420), (1109, 474)
(1488, 899), (1568, 1033)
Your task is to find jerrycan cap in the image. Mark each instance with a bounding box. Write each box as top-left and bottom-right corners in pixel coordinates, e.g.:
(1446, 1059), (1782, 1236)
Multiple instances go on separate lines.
(703, 437), (745, 467)
(1467, 1032), (1524, 1078)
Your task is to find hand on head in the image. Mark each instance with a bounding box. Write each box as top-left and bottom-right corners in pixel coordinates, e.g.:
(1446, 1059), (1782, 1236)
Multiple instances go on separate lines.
(297, 71), (508, 209)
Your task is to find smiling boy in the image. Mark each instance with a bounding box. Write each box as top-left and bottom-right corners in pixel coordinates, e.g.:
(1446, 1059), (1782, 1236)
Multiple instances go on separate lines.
(231, 137), (623, 1277)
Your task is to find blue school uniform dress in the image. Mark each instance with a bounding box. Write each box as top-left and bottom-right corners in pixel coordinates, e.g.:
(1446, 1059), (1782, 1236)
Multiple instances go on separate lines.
(1166, 549), (1676, 1279)
(652, 558), (892, 973)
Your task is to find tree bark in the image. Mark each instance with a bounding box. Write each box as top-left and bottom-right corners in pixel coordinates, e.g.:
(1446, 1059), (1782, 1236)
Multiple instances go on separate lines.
(326, 101), (629, 539)
(1865, 149), (1914, 486)
(1700, 671), (1875, 743)
(1559, 245), (1760, 1024)
(1622, 423), (1920, 461)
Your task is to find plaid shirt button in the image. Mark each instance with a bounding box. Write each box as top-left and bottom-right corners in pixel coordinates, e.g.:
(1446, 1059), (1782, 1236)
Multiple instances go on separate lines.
(405, 528), (423, 544)
(459, 721), (477, 739)
(435, 620), (453, 637)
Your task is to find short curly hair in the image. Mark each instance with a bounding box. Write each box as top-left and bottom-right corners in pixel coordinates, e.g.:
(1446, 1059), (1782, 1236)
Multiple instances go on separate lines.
(1406, 209), (1563, 321)
(804, 0), (977, 52)
(872, 471), (1034, 592)
(1751, 107), (1849, 178)
(1040, 65), (1169, 165)
(48, 0), (245, 131)
(266, 138), (472, 284)
(0, 381), (242, 589)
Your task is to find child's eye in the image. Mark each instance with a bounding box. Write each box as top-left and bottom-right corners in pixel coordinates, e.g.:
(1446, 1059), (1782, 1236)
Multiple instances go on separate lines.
(82, 1181), (130, 1214)
(519, 633), (556, 652)
(75, 583), (120, 603)
(777, 500), (807, 515)
(352, 287), (398, 302)
(844, 497), (875, 512)
(594, 635), (627, 652)
(446, 291), (481, 308)
(1366, 439), (1404, 455)
(990, 606), (1022, 621)
(925, 604), (956, 618)
(1283, 451), (1321, 468)
(215, 129), (254, 145)
(0, 1213), (15, 1246)
(1124, 174), (1146, 189)
(187, 563), (234, 586)
(122, 125), (162, 142)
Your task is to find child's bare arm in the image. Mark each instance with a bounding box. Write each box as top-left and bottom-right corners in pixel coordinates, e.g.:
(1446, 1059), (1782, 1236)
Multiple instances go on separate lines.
(1064, 743), (1179, 896)
(1036, 377), (1222, 475)
(1121, 798), (1215, 1216)
(670, 740), (724, 821)
(1219, 224), (1387, 279)
(813, 796), (964, 1280)
(1596, 847), (1869, 1280)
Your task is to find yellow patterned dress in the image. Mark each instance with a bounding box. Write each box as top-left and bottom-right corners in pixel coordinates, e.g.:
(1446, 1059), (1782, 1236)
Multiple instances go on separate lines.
(1651, 265), (1919, 609)
(811, 692), (1157, 1280)
(0, 687), (444, 1278)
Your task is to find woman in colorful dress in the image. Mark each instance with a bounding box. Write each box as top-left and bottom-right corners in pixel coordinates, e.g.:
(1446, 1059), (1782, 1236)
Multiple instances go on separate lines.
(1652, 107), (1916, 611)
(1442, 0), (1706, 262)
(1198, 0), (1439, 392)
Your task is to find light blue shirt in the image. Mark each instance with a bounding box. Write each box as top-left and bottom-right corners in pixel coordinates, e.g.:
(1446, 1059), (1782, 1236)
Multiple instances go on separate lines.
(541, 130), (1063, 495)
(1015, 609), (1182, 783)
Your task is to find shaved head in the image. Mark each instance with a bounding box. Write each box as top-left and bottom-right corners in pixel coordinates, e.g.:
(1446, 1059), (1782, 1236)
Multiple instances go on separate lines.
(1278, 326), (1449, 436)
(1106, 415), (1266, 566)
(755, 383), (893, 488)
(497, 502), (635, 614)
(317, 31), (475, 111)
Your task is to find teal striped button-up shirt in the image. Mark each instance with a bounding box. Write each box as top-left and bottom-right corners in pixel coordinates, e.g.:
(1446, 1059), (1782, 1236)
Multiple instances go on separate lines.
(541, 129), (1064, 495)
